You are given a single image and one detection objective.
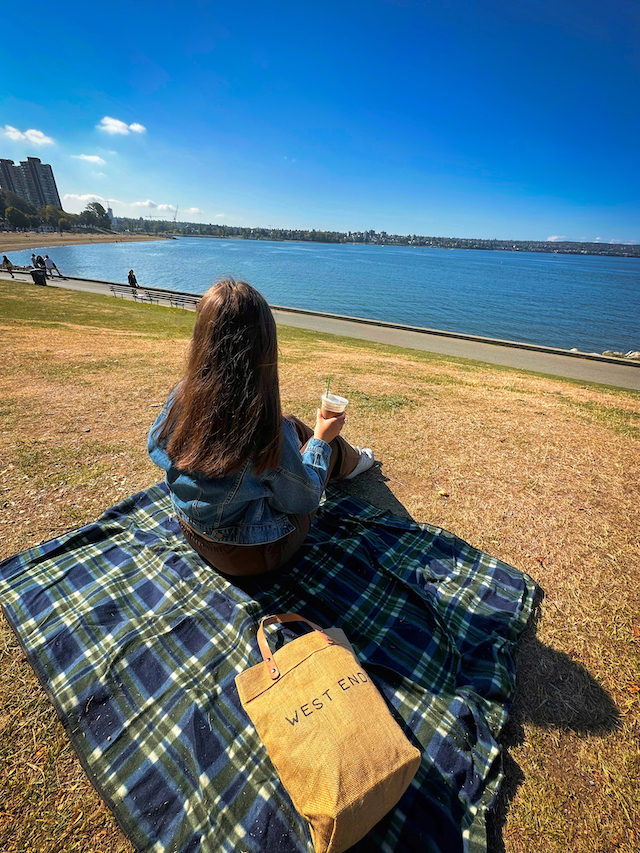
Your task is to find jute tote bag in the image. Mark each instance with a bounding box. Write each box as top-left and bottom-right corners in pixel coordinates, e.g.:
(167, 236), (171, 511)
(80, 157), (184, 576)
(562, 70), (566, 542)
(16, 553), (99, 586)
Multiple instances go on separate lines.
(235, 613), (421, 853)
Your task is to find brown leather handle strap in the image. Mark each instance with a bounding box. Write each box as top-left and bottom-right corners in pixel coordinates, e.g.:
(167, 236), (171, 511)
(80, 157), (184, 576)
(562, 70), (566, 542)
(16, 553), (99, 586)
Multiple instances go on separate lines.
(257, 613), (332, 680)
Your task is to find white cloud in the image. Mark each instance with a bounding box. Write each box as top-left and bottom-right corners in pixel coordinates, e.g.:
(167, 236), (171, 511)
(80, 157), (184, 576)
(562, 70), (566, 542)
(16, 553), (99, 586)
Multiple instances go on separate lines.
(62, 193), (204, 220)
(64, 193), (107, 203)
(91, 171), (107, 178)
(4, 125), (55, 145)
(546, 235), (566, 242)
(4, 125), (24, 141)
(97, 116), (146, 135)
(72, 154), (107, 165)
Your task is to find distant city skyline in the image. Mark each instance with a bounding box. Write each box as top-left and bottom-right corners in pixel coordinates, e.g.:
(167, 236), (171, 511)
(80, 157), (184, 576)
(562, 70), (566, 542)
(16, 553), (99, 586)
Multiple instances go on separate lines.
(2, 0), (638, 244)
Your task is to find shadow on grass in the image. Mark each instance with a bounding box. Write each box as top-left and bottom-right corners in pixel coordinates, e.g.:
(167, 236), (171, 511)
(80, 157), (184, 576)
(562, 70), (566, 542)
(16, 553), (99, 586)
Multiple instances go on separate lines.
(333, 462), (417, 521)
(487, 589), (620, 853)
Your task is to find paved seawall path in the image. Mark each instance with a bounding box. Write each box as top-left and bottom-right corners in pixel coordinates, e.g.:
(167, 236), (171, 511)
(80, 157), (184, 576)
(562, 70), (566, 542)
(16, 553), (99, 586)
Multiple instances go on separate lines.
(5, 270), (640, 391)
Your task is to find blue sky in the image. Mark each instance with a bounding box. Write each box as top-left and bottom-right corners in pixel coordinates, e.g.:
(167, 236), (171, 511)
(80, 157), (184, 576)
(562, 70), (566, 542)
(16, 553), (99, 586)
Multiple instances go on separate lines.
(2, 0), (639, 242)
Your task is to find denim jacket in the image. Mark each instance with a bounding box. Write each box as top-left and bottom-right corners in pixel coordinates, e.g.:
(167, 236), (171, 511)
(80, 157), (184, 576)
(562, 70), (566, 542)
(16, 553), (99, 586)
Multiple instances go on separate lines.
(148, 396), (331, 545)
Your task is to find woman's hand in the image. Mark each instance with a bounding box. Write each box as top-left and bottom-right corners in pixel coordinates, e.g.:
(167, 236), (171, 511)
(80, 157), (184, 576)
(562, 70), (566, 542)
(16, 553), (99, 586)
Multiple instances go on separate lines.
(313, 409), (346, 444)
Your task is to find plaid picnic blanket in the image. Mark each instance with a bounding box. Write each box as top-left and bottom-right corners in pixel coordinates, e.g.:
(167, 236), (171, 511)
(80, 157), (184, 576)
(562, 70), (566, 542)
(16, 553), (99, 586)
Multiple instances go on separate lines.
(0, 483), (535, 853)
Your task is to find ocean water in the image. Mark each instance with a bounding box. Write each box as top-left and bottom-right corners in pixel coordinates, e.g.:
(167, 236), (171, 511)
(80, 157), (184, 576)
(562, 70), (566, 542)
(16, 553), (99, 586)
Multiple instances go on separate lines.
(10, 237), (640, 354)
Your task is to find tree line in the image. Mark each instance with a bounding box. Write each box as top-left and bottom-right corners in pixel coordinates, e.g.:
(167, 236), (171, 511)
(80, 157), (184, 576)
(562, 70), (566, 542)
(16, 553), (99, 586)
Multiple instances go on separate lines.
(0, 189), (112, 233)
(3, 192), (638, 258)
(119, 219), (640, 257)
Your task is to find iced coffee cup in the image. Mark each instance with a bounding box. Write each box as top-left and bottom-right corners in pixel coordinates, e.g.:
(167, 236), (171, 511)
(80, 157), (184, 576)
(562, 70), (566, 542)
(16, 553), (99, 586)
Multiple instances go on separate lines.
(321, 392), (348, 419)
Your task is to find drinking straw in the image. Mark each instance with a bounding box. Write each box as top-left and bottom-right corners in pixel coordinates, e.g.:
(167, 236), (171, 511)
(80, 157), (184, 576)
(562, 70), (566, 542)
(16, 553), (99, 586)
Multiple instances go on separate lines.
(326, 376), (332, 396)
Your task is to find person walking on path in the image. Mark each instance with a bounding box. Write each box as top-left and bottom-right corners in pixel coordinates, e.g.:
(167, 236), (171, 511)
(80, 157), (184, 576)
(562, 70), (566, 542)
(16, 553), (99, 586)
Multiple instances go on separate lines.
(128, 269), (138, 288)
(44, 255), (62, 278)
(148, 278), (374, 578)
(2, 255), (15, 278)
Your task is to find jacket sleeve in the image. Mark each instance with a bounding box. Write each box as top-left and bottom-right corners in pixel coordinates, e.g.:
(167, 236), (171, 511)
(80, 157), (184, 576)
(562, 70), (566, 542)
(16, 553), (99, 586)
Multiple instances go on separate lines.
(264, 420), (331, 515)
(147, 393), (175, 472)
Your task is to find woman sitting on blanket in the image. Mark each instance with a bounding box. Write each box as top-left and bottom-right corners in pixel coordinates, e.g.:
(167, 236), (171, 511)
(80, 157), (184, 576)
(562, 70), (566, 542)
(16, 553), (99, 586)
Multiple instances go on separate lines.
(148, 279), (374, 577)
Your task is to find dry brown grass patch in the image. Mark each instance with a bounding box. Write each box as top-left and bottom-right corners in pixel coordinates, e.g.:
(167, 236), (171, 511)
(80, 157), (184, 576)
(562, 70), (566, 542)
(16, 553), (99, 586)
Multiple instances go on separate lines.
(1, 314), (639, 853)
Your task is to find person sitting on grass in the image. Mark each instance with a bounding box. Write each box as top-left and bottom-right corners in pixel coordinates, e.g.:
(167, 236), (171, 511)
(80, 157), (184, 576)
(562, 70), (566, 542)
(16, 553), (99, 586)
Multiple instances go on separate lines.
(2, 255), (14, 278)
(148, 278), (374, 578)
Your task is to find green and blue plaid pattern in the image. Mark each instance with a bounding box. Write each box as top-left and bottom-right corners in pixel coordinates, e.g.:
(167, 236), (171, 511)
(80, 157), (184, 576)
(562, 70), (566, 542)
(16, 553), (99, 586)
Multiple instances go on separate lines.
(0, 483), (536, 853)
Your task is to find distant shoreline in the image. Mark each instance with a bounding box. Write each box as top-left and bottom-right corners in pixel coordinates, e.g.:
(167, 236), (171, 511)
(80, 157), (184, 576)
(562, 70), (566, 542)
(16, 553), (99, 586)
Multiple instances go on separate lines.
(3, 230), (638, 259)
(0, 232), (168, 252)
(178, 232), (640, 259)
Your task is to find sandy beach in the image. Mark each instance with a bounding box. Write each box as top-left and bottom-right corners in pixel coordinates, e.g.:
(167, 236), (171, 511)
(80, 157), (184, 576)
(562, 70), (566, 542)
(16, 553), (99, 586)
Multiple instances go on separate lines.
(0, 231), (168, 252)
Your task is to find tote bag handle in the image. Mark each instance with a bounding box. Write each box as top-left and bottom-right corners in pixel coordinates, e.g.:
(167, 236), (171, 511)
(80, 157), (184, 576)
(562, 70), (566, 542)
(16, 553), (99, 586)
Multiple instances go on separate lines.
(258, 613), (333, 680)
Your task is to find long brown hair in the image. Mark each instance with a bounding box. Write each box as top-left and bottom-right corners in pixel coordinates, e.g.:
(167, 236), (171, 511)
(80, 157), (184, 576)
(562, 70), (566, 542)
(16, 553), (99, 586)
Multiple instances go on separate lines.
(157, 279), (282, 476)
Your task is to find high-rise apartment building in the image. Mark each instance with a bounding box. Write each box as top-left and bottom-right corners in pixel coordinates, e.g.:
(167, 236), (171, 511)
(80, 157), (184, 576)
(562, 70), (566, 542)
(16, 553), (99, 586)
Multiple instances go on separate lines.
(0, 159), (30, 201)
(0, 156), (62, 209)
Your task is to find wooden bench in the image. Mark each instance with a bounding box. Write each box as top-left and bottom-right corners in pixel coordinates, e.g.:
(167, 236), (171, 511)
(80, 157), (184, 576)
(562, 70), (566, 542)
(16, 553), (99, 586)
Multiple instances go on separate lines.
(108, 284), (199, 310)
(110, 283), (138, 299)
(122, 288), (160, 304)
(169, 293), (200, 310)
